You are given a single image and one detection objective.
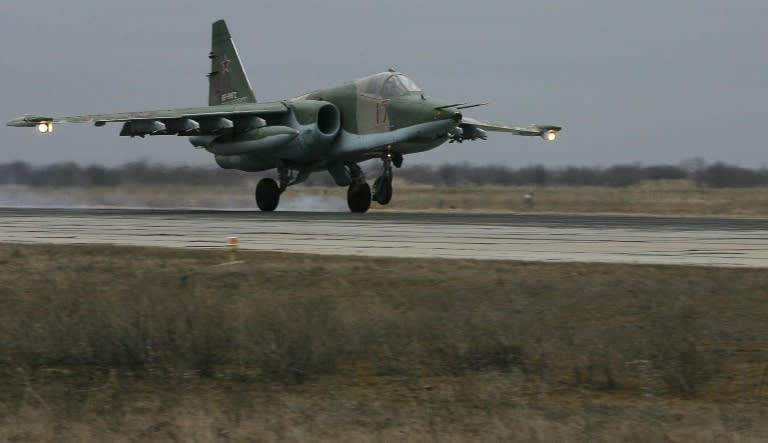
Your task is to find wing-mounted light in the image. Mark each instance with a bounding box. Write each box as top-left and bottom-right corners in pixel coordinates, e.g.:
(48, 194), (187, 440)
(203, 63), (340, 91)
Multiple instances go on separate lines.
(37, 121), (54, 133)
(538, 126), (561, 141)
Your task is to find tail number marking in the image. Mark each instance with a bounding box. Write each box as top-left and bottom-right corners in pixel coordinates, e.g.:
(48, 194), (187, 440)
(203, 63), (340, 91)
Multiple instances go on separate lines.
(221, 91), (239, 103)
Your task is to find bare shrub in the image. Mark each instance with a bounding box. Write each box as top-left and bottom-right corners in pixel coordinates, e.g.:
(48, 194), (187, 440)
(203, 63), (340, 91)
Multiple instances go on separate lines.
(644, 305), (727, 393)
(246, 300), (343, 383)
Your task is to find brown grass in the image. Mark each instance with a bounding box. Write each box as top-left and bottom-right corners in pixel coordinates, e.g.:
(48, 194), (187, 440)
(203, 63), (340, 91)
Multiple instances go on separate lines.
(385, 179), (768, 216)
(1, 244), (768, 441)
(2, 179), (768, 216)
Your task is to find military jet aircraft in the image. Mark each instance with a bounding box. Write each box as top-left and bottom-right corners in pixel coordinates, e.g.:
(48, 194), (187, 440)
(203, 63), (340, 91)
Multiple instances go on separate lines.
(8, 19), (561, 213)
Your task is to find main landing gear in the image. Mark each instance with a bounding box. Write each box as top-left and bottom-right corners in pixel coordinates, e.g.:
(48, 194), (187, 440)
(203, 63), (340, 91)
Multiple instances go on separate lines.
(345, 163), (371, 213)
(255, 178), (280, 211)
(347, 182), (371, 213)
(255, 153), (403, 213)
(344, 151), (403, 213)
(372, 151), (401, 206)
(254, 163), (311, 212)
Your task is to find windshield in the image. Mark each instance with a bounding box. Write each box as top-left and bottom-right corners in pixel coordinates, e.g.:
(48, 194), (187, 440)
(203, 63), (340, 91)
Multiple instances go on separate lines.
(380, 76), (405, 97)
(397, 75), (421, 92)
(380, 75), (422, 97)
(359, 72), (423, 97)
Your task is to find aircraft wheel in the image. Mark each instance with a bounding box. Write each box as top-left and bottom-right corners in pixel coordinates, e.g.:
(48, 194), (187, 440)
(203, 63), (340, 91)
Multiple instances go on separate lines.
(373, 176), (393, 205)
(255, 178), (280, 211)
(347, 182), (371, 213)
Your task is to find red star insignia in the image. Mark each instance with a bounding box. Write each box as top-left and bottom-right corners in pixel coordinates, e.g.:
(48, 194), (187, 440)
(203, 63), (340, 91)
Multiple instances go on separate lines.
(221, 57), (231, 72)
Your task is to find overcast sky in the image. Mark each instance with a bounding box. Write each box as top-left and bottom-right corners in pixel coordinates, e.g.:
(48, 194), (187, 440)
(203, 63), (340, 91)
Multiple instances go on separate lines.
(1, 0), (766, 168)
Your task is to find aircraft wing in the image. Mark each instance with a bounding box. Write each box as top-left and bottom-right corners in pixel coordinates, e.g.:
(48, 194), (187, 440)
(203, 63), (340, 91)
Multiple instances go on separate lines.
(7, 102), (289, 136)
(460, 117), (562, 141)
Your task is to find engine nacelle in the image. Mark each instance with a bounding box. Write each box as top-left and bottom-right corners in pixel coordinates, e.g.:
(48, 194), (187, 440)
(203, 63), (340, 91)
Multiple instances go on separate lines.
(288, 100), (341, 153)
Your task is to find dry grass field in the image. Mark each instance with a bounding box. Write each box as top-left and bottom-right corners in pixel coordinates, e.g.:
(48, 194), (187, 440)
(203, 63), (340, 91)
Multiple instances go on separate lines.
(1, 243), (767, 441)
(1, 179), (768, 215)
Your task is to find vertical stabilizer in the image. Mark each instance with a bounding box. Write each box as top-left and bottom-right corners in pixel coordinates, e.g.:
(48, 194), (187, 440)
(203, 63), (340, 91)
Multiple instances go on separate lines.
(208, 20), (257, 106)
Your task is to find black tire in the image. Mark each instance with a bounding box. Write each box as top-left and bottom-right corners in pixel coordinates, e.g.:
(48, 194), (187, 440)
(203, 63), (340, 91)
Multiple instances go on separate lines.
(255, 178), (280, 211)
(373, 177), (393, 205)
(347, 182), (371, 213)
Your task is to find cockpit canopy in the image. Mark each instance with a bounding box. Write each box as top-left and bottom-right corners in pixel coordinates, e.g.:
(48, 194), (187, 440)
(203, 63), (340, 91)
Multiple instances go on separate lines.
(358, 72), (422, 98)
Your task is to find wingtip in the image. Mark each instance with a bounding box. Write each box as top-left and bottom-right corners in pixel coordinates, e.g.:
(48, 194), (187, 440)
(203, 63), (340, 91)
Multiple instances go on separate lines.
(7, 115), (57, 128)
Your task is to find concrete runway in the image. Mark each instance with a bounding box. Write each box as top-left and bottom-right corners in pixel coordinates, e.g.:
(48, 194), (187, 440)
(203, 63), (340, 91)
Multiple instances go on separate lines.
(1, 208), (767, 267)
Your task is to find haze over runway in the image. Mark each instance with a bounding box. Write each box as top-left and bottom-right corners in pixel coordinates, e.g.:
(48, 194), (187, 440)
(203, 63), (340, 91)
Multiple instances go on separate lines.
(2, 1), (767, 169)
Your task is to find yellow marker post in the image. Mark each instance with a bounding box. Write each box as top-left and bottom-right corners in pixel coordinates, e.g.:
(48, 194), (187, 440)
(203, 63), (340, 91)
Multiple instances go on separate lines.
(227, 236), (239, 262)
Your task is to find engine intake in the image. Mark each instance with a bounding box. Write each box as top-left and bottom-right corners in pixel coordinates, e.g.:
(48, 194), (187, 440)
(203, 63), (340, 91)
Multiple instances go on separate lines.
(290, 100), (341, 148)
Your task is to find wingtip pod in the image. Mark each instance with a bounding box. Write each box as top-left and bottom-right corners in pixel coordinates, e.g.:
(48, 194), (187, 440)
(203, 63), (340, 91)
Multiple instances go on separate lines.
(7, 115), (55, 133)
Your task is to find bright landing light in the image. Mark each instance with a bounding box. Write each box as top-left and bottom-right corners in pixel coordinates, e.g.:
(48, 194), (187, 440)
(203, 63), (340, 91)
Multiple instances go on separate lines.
(37, 122), (52, 133)
(543, 130), (556, 141)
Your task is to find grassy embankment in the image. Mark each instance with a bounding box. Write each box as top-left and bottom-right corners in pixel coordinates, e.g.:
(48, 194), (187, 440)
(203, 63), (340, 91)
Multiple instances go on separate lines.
(1, 243), (767, 441)
(1, 179), (767, 215)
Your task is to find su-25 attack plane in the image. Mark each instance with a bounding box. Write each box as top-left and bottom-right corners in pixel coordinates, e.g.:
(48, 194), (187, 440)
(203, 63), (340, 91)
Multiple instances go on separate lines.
(8, 20), (562, 213)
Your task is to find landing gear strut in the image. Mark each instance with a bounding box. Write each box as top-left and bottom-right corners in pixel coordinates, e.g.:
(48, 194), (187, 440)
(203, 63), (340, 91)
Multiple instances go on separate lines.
(254, 163), (311, 212)
(373, 151), (402, 205)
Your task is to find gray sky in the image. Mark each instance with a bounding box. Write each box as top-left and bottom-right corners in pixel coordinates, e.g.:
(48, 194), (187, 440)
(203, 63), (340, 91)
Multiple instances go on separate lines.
(2, 0), (766, 168)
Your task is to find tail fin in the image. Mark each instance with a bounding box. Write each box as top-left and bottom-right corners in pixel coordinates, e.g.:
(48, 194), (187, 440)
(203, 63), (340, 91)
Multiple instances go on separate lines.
(208, 19), (257, 106)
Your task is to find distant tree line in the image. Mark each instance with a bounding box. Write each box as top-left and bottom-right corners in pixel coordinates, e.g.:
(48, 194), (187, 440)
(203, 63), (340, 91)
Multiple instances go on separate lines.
(0, 161), (249, 187)
(1, 160), (767, 188)
(398, 162), (768, 188)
